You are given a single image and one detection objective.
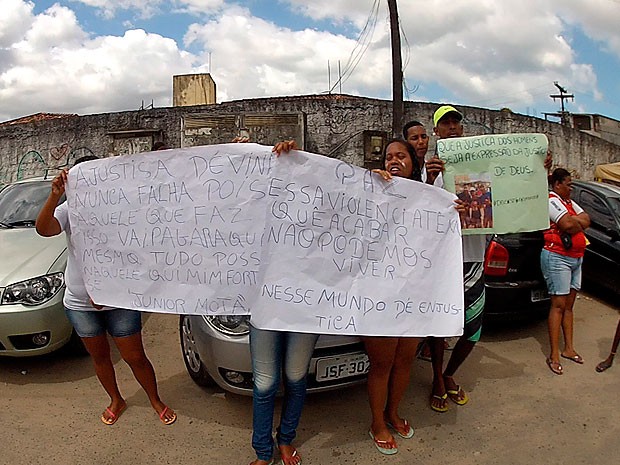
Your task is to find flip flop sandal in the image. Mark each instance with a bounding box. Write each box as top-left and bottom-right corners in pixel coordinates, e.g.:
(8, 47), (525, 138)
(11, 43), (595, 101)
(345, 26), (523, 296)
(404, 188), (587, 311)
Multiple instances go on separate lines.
(368, 430), (398, 455)
(100, 404), (126, 426)
(279, 449), (301, 465)
(546, 358), (563, 375)
(561, 354), (584, 364)
(446, 386), (469, 405)
(386, 419), (415, 439)
(159, 406), (177, 425)
(596, 360), (613, 373)
(430, 393), (449, 413)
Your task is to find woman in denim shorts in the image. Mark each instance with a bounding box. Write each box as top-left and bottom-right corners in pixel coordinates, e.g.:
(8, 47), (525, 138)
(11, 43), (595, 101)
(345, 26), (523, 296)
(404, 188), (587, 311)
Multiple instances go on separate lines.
(541, 168), (590, 375)
(36, 158), (176, 426)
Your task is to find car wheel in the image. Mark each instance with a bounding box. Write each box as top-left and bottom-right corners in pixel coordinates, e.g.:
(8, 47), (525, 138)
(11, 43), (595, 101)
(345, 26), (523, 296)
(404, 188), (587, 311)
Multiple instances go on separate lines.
(179, 315), (214, 387)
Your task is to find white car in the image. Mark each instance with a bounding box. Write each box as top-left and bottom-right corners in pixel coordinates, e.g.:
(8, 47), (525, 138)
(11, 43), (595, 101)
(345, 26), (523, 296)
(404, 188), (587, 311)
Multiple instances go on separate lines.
(0, 177), (79, 356)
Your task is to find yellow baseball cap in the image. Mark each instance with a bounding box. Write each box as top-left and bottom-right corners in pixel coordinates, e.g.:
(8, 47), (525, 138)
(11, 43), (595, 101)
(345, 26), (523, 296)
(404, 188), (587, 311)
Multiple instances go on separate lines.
(433, 105), (463, 127)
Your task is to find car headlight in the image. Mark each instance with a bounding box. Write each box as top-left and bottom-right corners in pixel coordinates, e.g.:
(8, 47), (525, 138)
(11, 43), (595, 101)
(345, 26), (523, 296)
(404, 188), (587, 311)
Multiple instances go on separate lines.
(1, 272), (64, 306)
(203, 315), (250, 336)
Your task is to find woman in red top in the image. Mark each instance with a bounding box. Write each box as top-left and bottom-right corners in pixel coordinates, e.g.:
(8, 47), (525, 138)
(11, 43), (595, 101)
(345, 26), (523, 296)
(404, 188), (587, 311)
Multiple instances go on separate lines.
(541, 168), (590, 375)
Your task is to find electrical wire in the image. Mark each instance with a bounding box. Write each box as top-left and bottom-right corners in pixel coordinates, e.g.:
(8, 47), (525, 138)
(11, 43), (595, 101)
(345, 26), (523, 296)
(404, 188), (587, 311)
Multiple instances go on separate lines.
(330, 0), (380, 93)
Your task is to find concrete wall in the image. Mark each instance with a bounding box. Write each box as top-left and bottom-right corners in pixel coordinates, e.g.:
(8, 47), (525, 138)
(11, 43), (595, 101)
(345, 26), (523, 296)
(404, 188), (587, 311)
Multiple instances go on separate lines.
(1, 94), (619, 188)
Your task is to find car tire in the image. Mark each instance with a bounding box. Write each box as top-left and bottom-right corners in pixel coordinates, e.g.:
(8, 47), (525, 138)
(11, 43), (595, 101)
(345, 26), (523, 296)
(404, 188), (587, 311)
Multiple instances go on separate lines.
(179, 315), (214, 387)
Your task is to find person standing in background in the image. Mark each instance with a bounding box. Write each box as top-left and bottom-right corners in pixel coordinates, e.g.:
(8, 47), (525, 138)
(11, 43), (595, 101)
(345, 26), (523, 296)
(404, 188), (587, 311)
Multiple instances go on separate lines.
(596, 319), (620, 372)
(542, 168), (590, 375)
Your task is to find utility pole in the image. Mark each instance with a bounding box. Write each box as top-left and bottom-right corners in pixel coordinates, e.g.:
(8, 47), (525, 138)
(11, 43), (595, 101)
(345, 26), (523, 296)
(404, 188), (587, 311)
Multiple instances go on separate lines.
(387, 0), (403, 138)
(550, 81), (574, 125)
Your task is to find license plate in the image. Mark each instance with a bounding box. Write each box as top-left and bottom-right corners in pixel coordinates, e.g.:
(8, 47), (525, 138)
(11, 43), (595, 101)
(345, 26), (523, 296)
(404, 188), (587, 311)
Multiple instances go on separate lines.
(531, 289), (549, 302)
(315, 352), (369, 382)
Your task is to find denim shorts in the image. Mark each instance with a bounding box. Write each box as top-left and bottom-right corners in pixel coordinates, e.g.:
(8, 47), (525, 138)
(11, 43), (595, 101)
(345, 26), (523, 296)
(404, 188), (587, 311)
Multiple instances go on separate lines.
(540, 249), (583, 295)
(65, 308), (142, 338)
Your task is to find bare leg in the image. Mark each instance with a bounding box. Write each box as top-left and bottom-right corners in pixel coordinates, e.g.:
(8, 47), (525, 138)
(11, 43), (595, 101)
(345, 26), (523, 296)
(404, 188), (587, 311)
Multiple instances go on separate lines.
(81, 334), (126, 422)
(561, 289), (580, 358)
(362, 336), (398, 447)
(443, 336), (476, 403)
(444, 336), (476, 378)
(384, 338), (419, 431)
(596, 318), (620, 372)
(114, 332), (175, 423)
(547, 294), (568, 363)
(429, 337), (447, 411)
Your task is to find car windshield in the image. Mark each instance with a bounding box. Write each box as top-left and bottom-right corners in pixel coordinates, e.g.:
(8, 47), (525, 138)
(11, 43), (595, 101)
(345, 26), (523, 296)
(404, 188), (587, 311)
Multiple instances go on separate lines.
(0, 180), (60, 227)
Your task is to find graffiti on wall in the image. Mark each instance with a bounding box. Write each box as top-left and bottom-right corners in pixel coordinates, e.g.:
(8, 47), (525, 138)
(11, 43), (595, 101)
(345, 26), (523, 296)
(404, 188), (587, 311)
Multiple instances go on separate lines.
(16, 150), (47, 181)
(14, 144), (98, 182)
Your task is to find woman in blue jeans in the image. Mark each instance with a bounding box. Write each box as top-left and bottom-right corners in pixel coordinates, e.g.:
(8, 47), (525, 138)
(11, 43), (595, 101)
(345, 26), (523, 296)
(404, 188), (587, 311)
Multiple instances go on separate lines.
(249, 326), (318, 465)
(250, 140), (323, 465)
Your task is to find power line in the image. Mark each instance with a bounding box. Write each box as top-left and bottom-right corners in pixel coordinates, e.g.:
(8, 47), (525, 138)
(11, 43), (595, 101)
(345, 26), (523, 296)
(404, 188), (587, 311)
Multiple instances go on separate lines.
(330, 0), (380, 93)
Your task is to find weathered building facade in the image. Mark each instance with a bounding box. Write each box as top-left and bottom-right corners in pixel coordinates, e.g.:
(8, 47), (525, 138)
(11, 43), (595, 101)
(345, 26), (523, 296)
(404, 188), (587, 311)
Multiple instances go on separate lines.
(1, 94), (619, 188)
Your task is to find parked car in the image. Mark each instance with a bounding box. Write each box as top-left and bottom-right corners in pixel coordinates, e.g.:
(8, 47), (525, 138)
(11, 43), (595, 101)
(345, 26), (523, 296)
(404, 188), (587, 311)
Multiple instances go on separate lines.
(0, 177), (77, 356)
(483, 231), (550, 319)
(180, 314), (368, 395)
(570, 180), (620, 294)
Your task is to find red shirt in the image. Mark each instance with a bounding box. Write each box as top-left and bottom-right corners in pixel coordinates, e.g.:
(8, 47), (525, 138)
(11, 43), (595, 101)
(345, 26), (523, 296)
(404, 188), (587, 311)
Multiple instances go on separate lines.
(543, 192), (587, 258)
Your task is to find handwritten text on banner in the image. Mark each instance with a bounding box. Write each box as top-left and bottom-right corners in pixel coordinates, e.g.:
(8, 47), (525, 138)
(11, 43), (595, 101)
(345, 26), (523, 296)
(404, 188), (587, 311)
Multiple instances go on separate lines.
(438, 133), (549, 235)
(66, 144), (464, 336)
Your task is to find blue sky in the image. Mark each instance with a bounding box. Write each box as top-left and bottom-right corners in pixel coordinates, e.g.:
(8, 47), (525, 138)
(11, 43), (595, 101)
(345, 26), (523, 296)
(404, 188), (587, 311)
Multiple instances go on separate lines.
(2, 0), (619, 123)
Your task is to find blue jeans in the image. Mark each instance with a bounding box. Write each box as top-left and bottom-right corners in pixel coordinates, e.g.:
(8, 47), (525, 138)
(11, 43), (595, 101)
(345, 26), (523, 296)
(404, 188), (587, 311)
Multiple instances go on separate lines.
(540, 249), (583, 295)
(250, 325), (319, 461)
(65, 307), (142, 338)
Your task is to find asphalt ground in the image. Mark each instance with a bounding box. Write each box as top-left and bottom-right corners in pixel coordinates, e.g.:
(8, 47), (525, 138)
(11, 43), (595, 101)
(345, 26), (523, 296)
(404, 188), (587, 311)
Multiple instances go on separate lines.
(1, 290), (618, 465)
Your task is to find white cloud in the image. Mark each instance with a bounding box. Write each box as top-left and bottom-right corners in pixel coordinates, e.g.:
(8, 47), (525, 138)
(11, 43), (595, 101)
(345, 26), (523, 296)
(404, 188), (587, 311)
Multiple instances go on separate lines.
(0, 3), (196, 121)
(72, 0), (224, 18)
(0, 0), (35, 47)
(553, 0), (620, 58)
(71, 0), (163, 18)
(184, 6), (384, 101)
(281, 0), (608, 112)
(0, 0), (617, 121)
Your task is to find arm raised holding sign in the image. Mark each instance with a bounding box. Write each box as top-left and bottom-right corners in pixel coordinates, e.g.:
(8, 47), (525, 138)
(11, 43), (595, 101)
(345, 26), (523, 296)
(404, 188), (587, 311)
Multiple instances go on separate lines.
(35, 156), (177, 427)
(275, 138), (423, 454)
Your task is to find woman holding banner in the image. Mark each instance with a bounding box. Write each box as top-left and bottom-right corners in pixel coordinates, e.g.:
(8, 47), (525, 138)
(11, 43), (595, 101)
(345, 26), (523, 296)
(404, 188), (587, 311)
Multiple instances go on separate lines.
(35, 157), (176, 427)
(275, 139), (425, 456)
(362, 140), (424, 454)
(541, 168), (590, 375)
(271, 139), (449, 456)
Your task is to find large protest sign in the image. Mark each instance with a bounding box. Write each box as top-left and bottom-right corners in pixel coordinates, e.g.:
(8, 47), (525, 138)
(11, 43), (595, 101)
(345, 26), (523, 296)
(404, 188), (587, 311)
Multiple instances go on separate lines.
(438, 133), (549, 235)
(66, 144), (464, 336)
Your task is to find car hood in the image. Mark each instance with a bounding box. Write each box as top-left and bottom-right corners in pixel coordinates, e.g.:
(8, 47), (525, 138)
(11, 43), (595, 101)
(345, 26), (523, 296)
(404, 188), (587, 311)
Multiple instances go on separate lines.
(0, 228), (67, 287)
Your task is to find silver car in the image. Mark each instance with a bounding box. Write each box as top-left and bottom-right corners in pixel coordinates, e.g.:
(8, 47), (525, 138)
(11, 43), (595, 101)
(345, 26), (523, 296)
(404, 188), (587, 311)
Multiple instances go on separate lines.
(180, 315), (369, 395)
(0, 177), (76, 356)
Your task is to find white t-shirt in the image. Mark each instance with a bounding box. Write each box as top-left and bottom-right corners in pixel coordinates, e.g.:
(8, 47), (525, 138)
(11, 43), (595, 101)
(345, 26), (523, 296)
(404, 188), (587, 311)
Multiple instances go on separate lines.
(433, 170), (486, 263)
(55, 202), (108, 311)
(549, 192), (583, 224)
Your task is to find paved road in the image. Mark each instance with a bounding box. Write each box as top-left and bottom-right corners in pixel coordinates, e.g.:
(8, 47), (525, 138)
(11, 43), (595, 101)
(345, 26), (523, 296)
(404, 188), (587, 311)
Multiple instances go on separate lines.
(1, 291), (618, 465)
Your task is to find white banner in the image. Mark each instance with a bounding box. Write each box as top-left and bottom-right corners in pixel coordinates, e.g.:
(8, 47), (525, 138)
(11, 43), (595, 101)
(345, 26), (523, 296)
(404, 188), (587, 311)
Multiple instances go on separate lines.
(67, 144), (464, 336)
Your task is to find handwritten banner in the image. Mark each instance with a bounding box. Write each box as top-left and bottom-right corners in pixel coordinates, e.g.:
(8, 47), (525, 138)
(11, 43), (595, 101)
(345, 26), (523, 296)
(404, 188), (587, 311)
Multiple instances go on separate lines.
(66, 144), (464, 336)
(438, 133), (549, 235)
